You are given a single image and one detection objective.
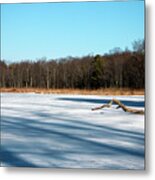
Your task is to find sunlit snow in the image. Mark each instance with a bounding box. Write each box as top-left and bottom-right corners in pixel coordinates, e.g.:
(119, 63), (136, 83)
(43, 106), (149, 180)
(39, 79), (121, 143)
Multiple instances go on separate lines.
(1, 93), (145, 169)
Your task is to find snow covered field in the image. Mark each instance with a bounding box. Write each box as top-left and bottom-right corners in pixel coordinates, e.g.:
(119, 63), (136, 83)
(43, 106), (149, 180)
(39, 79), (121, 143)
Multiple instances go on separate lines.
(1, 93), (145, 169)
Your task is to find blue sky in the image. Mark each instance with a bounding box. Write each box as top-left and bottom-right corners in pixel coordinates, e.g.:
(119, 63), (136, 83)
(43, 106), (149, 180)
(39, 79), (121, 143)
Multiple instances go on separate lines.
(1, 1), (144, 62)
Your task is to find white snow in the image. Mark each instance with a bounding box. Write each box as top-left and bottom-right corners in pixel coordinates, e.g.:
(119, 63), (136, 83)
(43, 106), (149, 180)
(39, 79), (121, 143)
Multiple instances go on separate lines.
(1, 93), (145, 169)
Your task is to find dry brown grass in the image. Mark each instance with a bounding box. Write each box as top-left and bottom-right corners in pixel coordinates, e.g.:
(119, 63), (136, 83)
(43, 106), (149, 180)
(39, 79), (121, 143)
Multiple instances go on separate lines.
(0, 87), (144, 95)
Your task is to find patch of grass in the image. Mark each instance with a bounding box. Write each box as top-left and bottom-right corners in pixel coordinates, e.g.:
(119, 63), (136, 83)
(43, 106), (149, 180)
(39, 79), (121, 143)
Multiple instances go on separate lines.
(0, 87), (144, 95)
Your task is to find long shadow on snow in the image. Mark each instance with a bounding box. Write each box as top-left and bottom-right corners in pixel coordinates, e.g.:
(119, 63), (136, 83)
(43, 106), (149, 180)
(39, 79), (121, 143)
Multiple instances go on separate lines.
(1, 147), (38, 167)
(31, 111), (144, 141)
(2, 114), (144, 144)
(38, 114), (144, 145)
(2, 112), (144, 143)
(1, 115), (144, 168)
(58, 97), (144, 107)
(1, 124), (144, 159)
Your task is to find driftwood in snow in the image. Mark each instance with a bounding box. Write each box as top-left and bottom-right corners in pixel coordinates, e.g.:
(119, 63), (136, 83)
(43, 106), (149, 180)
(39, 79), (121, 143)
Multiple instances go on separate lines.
(91, 98), (144, 115)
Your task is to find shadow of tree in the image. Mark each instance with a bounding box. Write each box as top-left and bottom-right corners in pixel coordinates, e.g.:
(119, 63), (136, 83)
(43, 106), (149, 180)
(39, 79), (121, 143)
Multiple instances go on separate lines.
(1, 112), (144, 168)
(1, 147), (38, 167)
(58, 97), (144, 107)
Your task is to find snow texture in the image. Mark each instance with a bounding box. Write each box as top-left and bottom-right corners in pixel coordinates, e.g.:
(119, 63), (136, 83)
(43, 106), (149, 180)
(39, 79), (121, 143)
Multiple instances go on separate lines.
(1, 93), (145, 169)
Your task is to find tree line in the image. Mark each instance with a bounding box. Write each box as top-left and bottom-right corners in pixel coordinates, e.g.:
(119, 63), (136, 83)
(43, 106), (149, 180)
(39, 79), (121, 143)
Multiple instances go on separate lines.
(0, 40), (145, 89)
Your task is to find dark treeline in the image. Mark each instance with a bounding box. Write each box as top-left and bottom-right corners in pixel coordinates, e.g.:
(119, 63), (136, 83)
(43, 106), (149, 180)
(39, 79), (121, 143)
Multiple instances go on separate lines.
(0, 40), (145, 89)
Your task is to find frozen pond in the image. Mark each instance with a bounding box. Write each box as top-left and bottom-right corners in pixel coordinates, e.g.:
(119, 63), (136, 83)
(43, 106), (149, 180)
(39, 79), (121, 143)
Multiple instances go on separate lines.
(1, 93), (145, 169)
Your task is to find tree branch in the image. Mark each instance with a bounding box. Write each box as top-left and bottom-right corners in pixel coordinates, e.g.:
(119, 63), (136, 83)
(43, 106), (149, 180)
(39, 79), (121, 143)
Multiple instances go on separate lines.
(91, 98), (144, 115)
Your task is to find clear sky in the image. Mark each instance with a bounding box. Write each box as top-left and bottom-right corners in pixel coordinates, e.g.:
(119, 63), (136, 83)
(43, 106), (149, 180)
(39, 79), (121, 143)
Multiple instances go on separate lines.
(1, 1), (144, 62)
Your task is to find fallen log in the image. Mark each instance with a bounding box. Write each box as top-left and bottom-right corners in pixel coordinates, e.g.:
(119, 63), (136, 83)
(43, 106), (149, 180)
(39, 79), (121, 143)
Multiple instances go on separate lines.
(91, 98), (144, 115)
